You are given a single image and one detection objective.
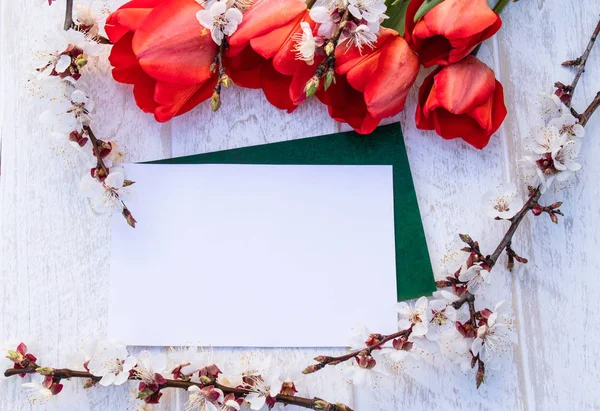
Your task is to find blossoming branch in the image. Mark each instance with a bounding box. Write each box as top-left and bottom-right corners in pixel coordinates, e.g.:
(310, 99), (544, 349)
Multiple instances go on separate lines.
(36, 1), (137, 227)
(304, 17), (600, 388)
(2, 341), (352, 410)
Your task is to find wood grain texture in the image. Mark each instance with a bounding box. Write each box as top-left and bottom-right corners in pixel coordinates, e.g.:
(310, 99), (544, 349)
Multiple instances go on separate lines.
(0, 0), (599, 410)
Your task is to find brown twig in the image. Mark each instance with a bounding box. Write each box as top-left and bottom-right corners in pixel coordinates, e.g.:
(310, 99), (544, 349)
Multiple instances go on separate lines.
(83, 126), (137, 228)
(4, 367), (351, 411)
(561, 19), (600, 105)
(84, 126), (109, 178)
(314, 8), (351, 79)
(488, 188), (542, 267)
(63, 0), (74, 31)
(303, 329), (411, 374)
(579, 91), (600, 127)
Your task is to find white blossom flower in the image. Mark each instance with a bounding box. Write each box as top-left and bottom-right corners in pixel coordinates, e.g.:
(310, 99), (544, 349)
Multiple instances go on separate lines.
(198, 0), (252, 11)
(169, 347), (212, 377)
(87, 341), (136, 386)
(483, 183), (525, 220)
(552, 138), (582, 176)
(531, 125), (566, 155)
(243, 374), (280, 410)
(22, 379), (54, 401)
(186, 386), (222, 411)
(348, 324), (372, 349)
(343, 352), (381, 386)
(293, 22), (316, 65)
(40, 89), (94, 145)
(347, 0), (387, 23)
(458, 263), (491, 293)
(310, 6), (335, 38)
(471, 301), (516, 362)
(79, 166), (128, 214)
(538, 92), (565, 122)
(397, 296), (428, 337)
(197, 1), (243, 45)
(34, 29), (101, 79)
(75, 3), (101, 36)
(426, 298), (457, 341)
(66, 338), (98, 370)
(549, 112), (585, 138)
(133, 350), (168, 382)
(340, 23), (377, 53)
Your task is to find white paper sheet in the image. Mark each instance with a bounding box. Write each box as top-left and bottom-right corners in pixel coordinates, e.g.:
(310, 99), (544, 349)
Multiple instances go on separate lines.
(109, 163), (398, 347)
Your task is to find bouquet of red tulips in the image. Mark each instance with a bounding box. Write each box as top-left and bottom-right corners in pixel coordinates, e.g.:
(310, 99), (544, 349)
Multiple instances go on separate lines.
(106, 0), (507, 149)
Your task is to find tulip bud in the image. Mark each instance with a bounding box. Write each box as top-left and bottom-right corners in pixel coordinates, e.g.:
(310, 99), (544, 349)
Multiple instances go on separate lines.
(211, 91), (221, 112)
(304, 76), (320, 98)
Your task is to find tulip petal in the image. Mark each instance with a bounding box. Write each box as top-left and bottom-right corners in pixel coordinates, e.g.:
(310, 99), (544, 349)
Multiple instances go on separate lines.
(318, 75), (380, 134)
(335, 29), (397, 75)
(423, 0), (500, 41)
(415, 69), (438, 130)
(104, 0), (162, 42)
(270, 13), (314, 75)
(229, 0), (307, 50)
(109, 32), (142, 83)
(250, 13), (304, 62)
(260, 62), (297, 112)
(364, 36), (419, 118)
(289, 59), (321, 105)
(224, 46), (264, 89)
(132, 0), (217, 85)
(133, 77), (159, 113)
(153, 75), (218, 122)
(433, 56), (496, 115)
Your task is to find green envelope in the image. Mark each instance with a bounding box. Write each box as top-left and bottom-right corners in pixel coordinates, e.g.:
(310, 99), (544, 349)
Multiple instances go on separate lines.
(149, 123), (434, 301)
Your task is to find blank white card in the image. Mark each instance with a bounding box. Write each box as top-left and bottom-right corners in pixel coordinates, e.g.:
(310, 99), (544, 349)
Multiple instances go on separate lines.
(109, 164), (398, 347)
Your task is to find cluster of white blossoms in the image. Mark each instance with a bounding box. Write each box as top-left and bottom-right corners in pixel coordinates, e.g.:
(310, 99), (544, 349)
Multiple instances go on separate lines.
(342, 243), (516, 387)
(521, 93), (584, 193)
(1, 339), (308, 410)
(35, 4), (132, 215)
(299, 0), (387, 63)
(196, 0), (250, 45)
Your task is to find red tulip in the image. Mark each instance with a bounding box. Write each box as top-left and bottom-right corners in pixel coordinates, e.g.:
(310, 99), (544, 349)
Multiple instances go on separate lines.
(317, 29), (420, 134)
(415, 56), (507, 149)
(226, 0), (312, 112)
(405, 0), (502, 68)
(106, 0), (218, 122)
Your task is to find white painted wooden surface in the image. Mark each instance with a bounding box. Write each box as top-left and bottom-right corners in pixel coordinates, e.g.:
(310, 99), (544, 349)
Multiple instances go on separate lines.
(1, 0), (599, 410)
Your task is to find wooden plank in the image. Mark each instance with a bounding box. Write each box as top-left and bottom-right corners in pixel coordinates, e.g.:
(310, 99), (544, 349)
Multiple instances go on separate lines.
(497, 1), (600, 409)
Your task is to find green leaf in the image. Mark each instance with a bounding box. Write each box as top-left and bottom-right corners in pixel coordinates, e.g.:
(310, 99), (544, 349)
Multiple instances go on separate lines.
(413, 0), (444, 22)
(382, 0), (411, 36)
